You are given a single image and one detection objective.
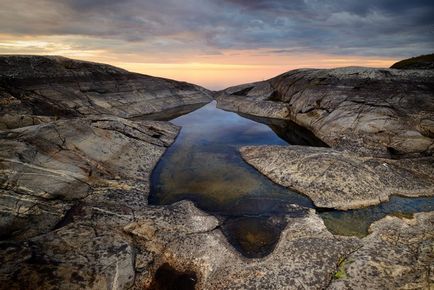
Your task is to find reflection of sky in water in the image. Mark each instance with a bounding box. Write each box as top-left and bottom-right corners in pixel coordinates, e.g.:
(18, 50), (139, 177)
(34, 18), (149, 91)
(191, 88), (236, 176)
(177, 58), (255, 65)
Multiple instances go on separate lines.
(150, 101), (434, 239)
(172, 101), (286, 147)
(320, 195), (434, 236)
(150, 101), (313, 216)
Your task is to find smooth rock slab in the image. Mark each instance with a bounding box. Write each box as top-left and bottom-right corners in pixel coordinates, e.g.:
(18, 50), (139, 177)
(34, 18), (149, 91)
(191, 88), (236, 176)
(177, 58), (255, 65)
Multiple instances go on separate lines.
(217, 67), (434, 157)
(0, 116), (179, 240)
(240, 145), (434, 210)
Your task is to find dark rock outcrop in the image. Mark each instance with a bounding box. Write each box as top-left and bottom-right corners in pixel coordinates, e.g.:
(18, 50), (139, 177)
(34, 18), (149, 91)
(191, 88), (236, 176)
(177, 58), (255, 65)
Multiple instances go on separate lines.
(0, 55), (212, 129)
(391, 53), (434, 70)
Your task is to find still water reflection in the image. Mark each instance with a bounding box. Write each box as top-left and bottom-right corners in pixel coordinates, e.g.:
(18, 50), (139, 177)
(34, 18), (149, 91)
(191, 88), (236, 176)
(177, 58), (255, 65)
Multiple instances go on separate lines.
(150, 101), (434, 257)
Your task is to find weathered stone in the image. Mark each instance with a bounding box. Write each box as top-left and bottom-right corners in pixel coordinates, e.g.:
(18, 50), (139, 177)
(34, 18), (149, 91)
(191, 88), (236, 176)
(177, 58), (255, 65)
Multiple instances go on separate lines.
(240, 145), (434, 210)
(0, 55), (212, 129)
(329, 212), (434, 289)
(1, 55), (433, 290)
(0, 222), (136, 290)
(0, 116), (179, 240)
(124, 202), (360, 290)
(217, 67), (434, 157)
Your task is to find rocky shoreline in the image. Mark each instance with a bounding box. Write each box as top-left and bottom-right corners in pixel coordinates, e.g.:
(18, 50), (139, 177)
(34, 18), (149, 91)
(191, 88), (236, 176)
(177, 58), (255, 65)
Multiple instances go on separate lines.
(1, 55), (433, 289)
(216, 59), (434, 212)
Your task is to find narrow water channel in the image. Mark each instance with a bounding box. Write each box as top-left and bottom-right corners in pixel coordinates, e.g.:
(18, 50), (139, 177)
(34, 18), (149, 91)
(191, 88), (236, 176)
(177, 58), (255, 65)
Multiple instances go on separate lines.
(149, 101), (434, 258)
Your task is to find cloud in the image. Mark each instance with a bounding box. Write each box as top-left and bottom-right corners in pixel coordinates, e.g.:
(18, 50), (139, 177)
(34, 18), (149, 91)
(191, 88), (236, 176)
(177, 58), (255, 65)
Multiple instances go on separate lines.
(0, 0), (433, 58)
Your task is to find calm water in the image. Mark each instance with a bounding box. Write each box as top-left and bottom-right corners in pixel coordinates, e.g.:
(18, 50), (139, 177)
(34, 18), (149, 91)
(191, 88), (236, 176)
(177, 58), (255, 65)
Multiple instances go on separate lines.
(149, 101), (434, 257)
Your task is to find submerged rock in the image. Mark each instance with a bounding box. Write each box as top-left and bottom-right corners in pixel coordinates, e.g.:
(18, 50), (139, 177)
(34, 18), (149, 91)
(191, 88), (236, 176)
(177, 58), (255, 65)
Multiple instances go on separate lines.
(240, 145), (434, 210)
(0, 55), (212, 129)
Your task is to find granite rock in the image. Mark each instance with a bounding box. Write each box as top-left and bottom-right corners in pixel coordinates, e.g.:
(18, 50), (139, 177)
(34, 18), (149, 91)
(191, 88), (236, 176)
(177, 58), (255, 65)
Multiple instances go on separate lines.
(0, 55), (212, 129)
(240, 145), (434, 210)
(217, 67), (434, 157)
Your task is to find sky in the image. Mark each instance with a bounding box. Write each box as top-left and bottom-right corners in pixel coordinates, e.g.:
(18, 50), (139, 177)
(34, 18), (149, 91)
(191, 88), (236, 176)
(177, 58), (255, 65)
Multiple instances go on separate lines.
(0, 0), (433, 89)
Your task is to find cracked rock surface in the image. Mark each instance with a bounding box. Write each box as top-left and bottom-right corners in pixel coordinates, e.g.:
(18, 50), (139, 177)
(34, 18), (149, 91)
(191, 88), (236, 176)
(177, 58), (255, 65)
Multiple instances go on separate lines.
(329, 212), (434, 290)
(241, 145), (434, 210)
(0, 116), (179, 240)
(217, 65), (434, 211)
(1, 56), (433, 289)
(217, 67), (434, 157)
(0, 55), (212, 129)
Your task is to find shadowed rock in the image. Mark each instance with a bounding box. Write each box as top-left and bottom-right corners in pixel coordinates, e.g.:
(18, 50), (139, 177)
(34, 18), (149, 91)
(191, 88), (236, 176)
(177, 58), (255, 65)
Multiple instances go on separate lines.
(391, 53), (434, 70)
(0, 55), (212, 129)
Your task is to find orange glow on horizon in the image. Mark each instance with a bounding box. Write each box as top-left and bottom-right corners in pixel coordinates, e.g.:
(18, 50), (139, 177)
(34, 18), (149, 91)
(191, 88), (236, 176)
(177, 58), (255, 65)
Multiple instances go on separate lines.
(112, 54), (396, 90)
(0, 34), (398, 90)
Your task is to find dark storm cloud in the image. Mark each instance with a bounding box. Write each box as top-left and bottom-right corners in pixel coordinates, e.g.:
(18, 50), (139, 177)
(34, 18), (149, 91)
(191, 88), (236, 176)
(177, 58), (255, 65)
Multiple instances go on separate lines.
(0, 0), (433, 57)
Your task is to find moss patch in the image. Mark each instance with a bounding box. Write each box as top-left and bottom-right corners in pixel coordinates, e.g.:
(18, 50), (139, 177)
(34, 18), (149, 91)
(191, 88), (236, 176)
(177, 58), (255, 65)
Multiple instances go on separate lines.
(334, 257), (347, 280)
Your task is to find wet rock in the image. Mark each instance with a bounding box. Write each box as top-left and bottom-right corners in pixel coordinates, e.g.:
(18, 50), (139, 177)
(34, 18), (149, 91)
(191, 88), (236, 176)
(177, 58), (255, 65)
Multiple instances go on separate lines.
(240, 145), (434, 210)
(0, 55), (212, 129)
(217, 67), (434, 157)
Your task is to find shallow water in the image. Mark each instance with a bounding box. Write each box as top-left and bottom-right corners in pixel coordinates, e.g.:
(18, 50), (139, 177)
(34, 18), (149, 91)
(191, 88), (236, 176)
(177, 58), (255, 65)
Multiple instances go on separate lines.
(149, 101), (434, 257)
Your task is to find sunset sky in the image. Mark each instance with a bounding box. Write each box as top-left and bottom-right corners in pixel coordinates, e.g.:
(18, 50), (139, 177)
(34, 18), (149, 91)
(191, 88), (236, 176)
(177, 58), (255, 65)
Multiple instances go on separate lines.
(1, 0), (433, 89)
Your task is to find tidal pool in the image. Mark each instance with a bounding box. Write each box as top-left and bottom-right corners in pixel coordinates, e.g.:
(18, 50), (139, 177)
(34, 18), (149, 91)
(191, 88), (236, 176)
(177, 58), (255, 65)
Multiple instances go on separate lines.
(149, 101), (434, 257)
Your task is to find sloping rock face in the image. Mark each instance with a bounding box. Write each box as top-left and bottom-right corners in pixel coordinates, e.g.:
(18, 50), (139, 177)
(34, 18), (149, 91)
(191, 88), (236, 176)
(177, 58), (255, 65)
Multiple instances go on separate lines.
(241, 146), (434, 209)
(0, 116), (179, 289)
(391, 53), (434, 70)
(0, 55), (213, 129)
(217, 67), (434, 157)
(0, 115), (363, 289)
(0, 117), (178, 241)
